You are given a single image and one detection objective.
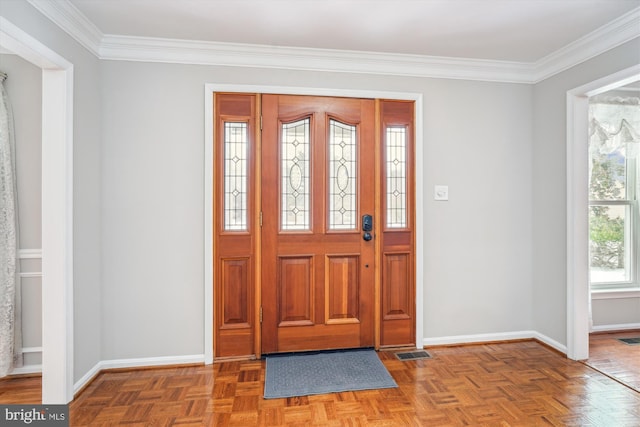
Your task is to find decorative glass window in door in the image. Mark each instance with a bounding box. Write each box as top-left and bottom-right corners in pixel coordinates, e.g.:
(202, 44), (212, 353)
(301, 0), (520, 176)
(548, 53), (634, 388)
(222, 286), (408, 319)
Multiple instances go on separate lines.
(329, 120), (357, 230)
(281, 118), (311, 230)
(386, 126), (407, 228)
(224, 122), (248, 231)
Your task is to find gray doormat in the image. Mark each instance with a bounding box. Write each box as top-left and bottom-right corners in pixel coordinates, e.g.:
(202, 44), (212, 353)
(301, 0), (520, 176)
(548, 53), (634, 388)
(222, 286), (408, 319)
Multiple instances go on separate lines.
(264, 349), (397, 399)
(617, 337), (640, 345)
(395, 350), (432, 361)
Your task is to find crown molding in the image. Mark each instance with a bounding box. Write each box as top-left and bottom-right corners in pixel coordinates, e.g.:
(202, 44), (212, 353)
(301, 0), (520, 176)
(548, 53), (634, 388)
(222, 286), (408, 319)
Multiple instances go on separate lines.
(99, 35), (534, 83)
(25, 0), (640, 84)
(26, 0), (101, 56)
(532, 7), (640, 83)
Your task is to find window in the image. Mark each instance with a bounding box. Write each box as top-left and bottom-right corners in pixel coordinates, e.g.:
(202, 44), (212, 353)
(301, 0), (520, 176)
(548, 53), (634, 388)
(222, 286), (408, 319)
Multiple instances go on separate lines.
(281, 118), (311, 231)
(223, 122), (249, 231)
(329, 120), (357, 230)
(385, 126), (408, 228)
(588, 90), (640, 290)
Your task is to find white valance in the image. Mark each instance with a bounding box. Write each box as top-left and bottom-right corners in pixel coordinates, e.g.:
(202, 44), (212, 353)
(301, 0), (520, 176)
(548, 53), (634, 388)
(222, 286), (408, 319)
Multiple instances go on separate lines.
(589, 97), (640, 159)
(590, 117), (640, 158)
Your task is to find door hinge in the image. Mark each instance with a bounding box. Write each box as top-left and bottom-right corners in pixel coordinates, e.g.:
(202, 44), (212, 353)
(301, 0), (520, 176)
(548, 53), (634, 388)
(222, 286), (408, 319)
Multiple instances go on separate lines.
(260, 115), (263, 131)
(259, 307), (263, 323)
(260, 211), (263, 227)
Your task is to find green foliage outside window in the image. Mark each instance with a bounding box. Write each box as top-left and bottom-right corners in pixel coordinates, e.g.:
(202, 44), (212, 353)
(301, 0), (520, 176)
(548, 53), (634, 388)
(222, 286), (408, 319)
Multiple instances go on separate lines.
(589, 153), (625, 270)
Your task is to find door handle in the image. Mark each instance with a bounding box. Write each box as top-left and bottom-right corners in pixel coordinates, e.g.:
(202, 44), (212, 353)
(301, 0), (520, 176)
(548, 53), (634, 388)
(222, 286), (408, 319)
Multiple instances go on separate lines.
(362, 214), (373, 231)
(362, 214), (373, 241)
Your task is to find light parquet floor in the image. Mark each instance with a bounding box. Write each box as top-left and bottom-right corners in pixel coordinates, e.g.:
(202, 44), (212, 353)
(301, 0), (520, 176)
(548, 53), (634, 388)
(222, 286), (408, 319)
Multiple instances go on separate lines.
(584, 330), (640, 393)
(1, 340), (639, 426)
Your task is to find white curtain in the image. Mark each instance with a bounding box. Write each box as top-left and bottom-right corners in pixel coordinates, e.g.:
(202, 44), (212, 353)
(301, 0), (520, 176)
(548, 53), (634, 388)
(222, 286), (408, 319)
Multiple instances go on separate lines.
(589, 117), (640, 157)
(0, 71), (22, 377)
(589, 95), (640, 155)
(588, 95), (640, 187)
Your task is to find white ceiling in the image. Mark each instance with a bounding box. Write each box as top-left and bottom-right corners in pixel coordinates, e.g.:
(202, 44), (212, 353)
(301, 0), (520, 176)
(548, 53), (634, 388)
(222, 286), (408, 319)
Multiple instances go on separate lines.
(68, 0), (640, 63)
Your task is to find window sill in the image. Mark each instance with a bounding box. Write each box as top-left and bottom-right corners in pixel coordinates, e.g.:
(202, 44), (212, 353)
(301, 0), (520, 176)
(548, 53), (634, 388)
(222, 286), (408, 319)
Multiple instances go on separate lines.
(591, 287), (640, 300)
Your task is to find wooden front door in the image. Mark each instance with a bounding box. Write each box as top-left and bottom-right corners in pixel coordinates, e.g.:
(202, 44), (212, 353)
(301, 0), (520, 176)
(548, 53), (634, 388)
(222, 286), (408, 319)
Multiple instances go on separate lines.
(261, 95), (376, 353)
(212, 93), (415, 358)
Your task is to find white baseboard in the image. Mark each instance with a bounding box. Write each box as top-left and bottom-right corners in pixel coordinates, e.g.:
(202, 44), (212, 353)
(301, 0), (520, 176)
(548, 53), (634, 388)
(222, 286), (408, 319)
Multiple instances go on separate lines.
(73, 332), (573, 397)
(99, 354), (205, 371)
(423, 330), (535, 346)
(10, 364), (42, 375)
(423, 330), (567, 355)
(73, 354), (205, 395)
(591, 323), (640, 333)
(73, 361), (102, 395)
(532, 332), (567, 354)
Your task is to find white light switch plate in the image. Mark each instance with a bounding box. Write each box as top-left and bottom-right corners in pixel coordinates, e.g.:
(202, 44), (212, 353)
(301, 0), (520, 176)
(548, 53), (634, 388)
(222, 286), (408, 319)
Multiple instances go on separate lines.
(434, 185), (449, 201)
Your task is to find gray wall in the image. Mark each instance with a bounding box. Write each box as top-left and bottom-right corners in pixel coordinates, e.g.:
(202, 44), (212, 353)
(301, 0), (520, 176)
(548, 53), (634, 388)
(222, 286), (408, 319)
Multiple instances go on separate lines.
(100, 61), (534, 359)
(0, 0), (103, 382)
(532, 38), (640, 343)
(421, 78), (533, 337)
(592, 297), (640, 326)
(0, 53), (42, 369)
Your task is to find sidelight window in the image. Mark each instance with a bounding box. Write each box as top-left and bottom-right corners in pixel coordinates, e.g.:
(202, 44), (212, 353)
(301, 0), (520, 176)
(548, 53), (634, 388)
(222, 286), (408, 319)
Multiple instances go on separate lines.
(223, 122), (248, 231)
(385, 126), (408, 228)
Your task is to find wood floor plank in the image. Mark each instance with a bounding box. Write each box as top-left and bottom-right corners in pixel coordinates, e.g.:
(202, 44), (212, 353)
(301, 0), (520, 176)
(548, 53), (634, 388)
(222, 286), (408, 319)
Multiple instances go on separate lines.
(1, 340), (639, 425)
(0, 375), (41, 404)
(585, 330), (640, 392)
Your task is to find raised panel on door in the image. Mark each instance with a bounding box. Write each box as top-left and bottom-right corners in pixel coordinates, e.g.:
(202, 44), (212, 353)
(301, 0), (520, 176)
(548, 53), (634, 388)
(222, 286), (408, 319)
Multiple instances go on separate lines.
(381, 252), (414, 346)
(278, 256), (314, 326)
(221, 258), (251, 327)
(326, 254), (360, 324)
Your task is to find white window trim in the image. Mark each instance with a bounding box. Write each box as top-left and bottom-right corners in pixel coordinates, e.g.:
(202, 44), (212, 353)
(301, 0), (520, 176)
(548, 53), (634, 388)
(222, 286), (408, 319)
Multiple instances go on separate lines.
(566, 64), (640, 361)
(591, 287), (640, 300)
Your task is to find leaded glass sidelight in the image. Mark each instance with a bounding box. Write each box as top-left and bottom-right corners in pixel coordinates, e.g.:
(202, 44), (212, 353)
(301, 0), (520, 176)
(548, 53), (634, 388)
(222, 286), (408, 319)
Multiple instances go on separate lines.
(224, 122), (249, 231)
(281, 118), (311, 230)
(386, 126), (407, 228)
(329, 120), (357, 230)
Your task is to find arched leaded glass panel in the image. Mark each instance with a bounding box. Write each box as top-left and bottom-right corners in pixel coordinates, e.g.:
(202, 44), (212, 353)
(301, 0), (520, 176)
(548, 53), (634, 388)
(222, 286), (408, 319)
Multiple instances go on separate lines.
(329, 120), (357, 230)
(281, 118), (311, 230)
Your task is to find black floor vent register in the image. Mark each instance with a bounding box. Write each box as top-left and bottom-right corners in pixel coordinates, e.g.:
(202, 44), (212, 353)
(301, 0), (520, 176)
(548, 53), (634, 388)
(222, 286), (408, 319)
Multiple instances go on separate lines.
(617, 337), (640, 345)
(395, 350), (432, 361)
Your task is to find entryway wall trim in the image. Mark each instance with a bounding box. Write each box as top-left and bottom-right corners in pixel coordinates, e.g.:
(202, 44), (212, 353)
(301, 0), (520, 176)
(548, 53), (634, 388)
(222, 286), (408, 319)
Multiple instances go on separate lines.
(70, 330), (564, 395)
(203, 84), (424, 363)
(73, 354), (205, 396)
(565, 64), (640, 361)
(423, 330), (567, 354)
(0, 16), (75, 404)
